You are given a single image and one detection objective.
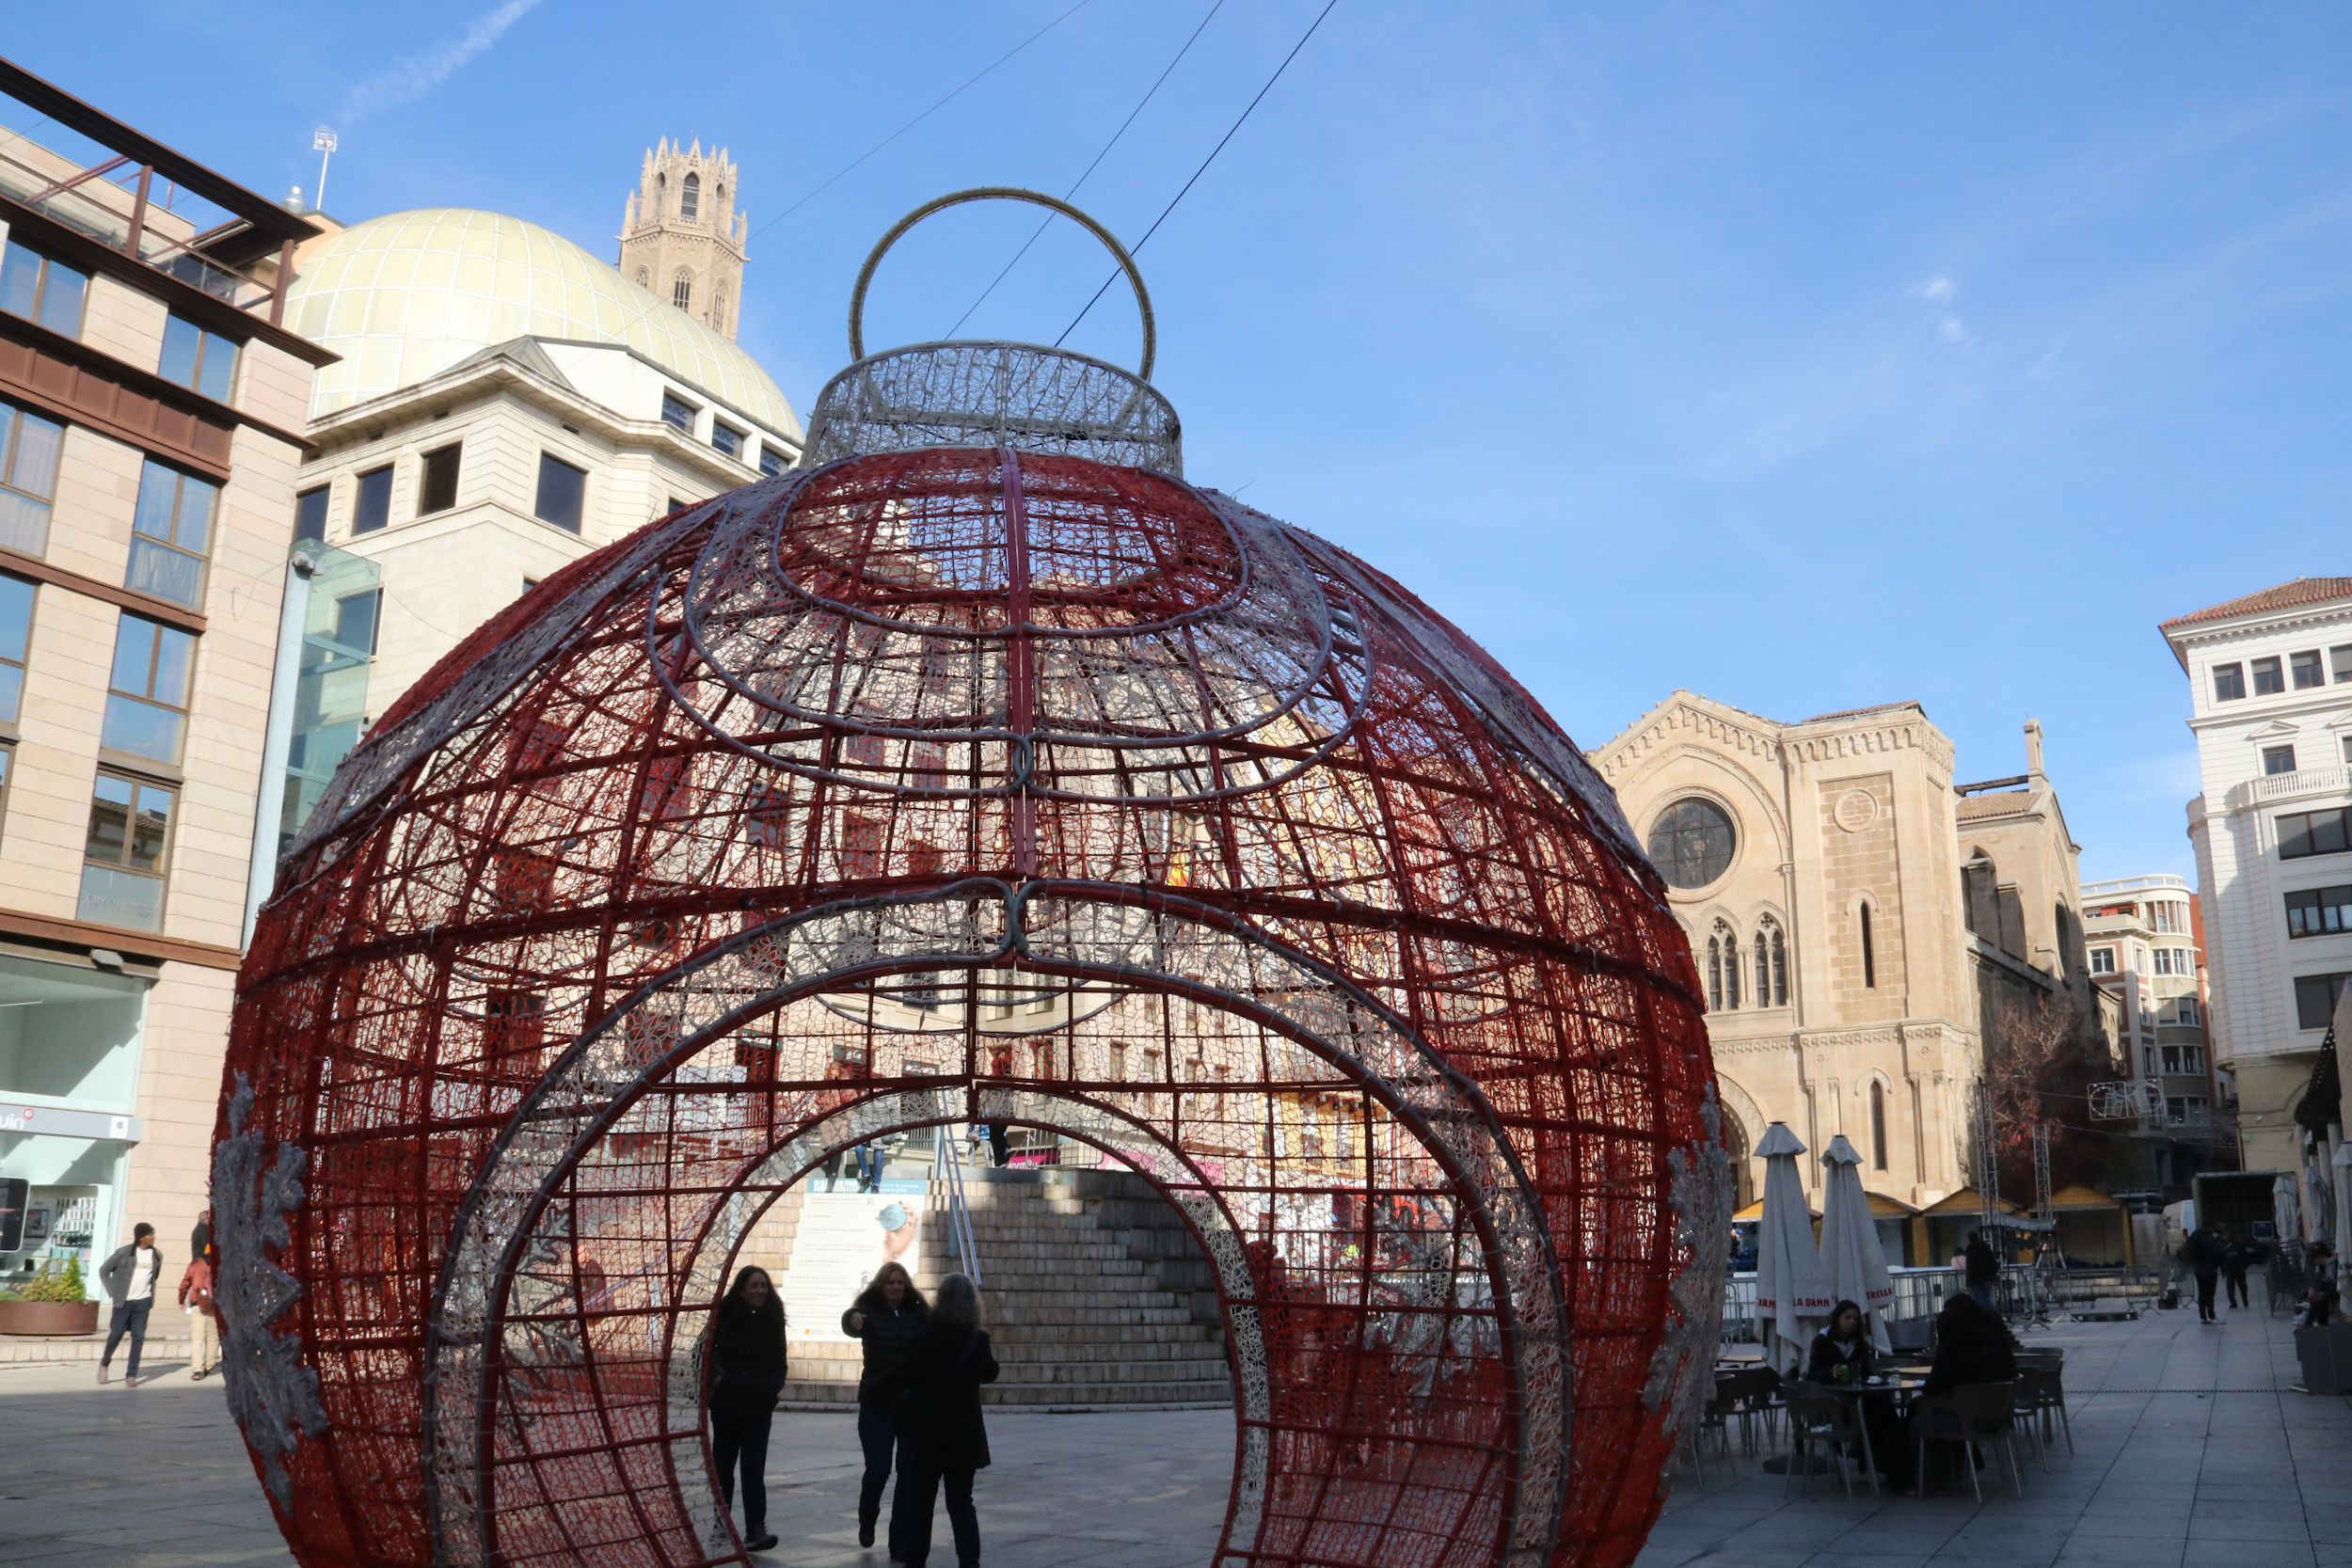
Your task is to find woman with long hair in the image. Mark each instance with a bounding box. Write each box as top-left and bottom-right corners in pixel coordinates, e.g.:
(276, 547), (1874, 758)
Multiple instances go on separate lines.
(879, 1272), (998, 1568)
(707, 1265), (787, 1553)
(842, 1259), (930, 1553)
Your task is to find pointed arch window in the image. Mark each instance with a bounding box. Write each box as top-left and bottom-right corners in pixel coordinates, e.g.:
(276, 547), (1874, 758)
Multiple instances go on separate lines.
(1710, 920), (1740, 1009)
(1868, 1080), (1888, 1170)
(1753, 915), (1788, 1006)
(672, 270), (692, 311)
(1705, 933), (1724, 1011)
(1859, 900), (1877, 989)
(681, 172), (701, 221)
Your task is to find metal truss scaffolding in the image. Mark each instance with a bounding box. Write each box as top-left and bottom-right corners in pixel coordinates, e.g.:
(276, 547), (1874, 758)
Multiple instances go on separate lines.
(217, 209), (1722, 1568)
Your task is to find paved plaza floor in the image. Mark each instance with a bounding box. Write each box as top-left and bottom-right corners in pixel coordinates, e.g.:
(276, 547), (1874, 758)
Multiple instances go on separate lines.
(0, 1296), (2342, 1567)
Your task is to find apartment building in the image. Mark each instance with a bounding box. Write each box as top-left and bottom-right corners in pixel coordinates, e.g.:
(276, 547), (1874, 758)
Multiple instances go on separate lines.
(2079, 873), (2227, 1189)
(0, 59), (327, 1286)
(2164, 578), (2352, 1172)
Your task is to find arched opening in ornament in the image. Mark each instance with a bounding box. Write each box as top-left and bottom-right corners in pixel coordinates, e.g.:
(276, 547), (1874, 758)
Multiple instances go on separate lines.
(453, 949), (1549, 1568)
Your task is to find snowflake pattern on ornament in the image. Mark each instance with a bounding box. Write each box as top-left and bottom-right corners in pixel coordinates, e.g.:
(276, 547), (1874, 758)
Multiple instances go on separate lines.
(213, 1073), (329, 1513)
(1643, 1085), (1734, 1474)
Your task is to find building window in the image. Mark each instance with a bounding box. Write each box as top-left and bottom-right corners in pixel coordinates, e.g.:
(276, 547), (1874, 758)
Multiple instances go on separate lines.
(1720, 925), (1740, 1008)
(352, 466), (392, 535)
(2089, 945), (2116, 975)
(127, 460), (216, 609)
(103, 614), (196, 762)
(2212, 662), (2246, 702)
(2293, 650), (2325, 689)
(1868, 1081), (1888, 1170)
(2279, 807), (2352, 860)
(416, 443), (462, 515)
(0, 572), (30, 724)
(0, 744), (10, 835)
(710, 420), (744, 459)
(484, 990), (548, 1071)
(294, 485), (328, 546)
(2295, 972), (2351, 1030)
(660, 391), (696, 432)
(2343, 735), (2352, 768)
(2263, 745), (2298, 776)
(1705, 933), (1723, 1011)
(0, 241), (89, 337)
(680, 172), (701, 222)
(2152, 900), (2185, 934)
(332, 589), (382, 656)
(2152, 946), (2195, 975)
(79, 771), (174, 931)
(2285, 885), (2352, 939)
(1859, 901), (1877, 988)
(2253, 656), (2284, 695)
(2160, 1043), (2206, 1076)
(0, 401), (65, 556)
(757, 445), (787, 478)
(2333, 645), (2352, 684)
(1752, 916), (1788, 1006)
(157, 313), (239, 402)
(672, 271), (692, 311)
(534, 453), (587, 532)
(1645, 798), (1736, 889)
(2177, 995), (2201, 1026)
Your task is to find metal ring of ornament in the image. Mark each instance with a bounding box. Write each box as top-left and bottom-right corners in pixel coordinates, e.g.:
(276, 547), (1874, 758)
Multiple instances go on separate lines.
(847, 185), (1157, 380)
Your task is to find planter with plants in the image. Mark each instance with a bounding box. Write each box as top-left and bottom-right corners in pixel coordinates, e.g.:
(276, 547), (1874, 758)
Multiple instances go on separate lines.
(0, 1259), (100, 1336)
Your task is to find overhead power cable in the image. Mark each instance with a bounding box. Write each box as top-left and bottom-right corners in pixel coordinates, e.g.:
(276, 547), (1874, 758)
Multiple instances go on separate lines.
(1055, 0), (1340, 351)
(749, 0), (1095, 247)
(945, 0), (1228, 340)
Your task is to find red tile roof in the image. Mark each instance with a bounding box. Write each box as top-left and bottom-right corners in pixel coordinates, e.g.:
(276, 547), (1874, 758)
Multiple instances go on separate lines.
(2160, 577), (2352, 631)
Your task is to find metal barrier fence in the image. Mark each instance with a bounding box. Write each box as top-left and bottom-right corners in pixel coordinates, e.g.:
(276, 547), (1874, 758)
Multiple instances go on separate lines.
(1723, 1262), (2170, 1344)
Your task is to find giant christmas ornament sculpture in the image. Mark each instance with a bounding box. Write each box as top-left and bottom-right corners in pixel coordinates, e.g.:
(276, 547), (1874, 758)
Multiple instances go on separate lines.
(218, 189), (1723, 1568)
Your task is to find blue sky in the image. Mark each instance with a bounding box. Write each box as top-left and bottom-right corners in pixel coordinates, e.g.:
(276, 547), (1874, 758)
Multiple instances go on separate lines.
(15, 3), (2352, 880)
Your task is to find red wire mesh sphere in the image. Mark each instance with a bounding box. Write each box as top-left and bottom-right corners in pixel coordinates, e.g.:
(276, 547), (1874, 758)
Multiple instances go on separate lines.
(216, 345), (1723, 1568)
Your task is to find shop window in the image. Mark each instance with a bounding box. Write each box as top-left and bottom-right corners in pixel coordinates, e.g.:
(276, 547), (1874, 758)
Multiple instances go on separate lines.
(157, 312), (239, 402)
(0, 572), (30, 723)
(127, 460), (216, 609)
(0, 401), (64, 557)
(79, 771), (174, 930)
(0, 240), (88, 337)
(102, 614), (195, 763)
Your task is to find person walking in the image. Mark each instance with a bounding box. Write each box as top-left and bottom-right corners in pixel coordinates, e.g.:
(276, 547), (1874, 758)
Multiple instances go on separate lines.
(707, 1265), (787, 1555)
(97, 1223), (163, 1387)
(2183, 1224), (2224, 1324)
(880, 1273), (998, 1568)
(2220, 1227), (2252, 1311)
(178, 1250), (222, 1380)
(842, 1261), (930, 1554)
(1963, 1231), (2000, 1311)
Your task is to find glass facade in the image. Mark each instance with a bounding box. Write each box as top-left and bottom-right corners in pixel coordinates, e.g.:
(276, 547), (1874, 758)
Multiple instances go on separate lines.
(277, 543), (382, 856)
(0, 954), (148, 1297)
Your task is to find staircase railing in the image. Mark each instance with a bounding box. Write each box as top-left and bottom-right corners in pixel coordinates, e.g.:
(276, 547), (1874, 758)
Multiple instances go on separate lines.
(933, 1125), (983, 1286)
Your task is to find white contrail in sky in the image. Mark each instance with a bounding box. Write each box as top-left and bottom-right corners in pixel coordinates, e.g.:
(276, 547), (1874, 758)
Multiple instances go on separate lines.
(342, 0), (548, 122)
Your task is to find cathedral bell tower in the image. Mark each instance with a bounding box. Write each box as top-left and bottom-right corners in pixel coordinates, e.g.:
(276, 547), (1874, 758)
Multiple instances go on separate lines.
(618, 137), (748, 340)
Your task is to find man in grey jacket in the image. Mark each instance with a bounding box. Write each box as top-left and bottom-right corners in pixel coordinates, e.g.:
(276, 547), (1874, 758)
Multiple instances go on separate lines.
(97, 1223), (162, 1387)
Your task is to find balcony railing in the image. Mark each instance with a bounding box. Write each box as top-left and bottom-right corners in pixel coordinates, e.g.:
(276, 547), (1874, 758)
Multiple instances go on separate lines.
(2226, 764), (2352, 813)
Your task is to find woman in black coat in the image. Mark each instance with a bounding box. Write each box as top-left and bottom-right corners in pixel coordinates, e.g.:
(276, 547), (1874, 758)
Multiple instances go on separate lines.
(1911, 1289), (2019, 1494)
(1805, 1300), (1904, 1486)
(842, 1260), (930, 1554)
(707, 1265), (787, 1554)
(878, 1272), (999, 1568)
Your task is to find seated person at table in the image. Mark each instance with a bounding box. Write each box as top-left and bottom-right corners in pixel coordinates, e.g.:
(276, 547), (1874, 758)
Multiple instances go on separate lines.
(1907, 1290), (2019, 1493)
(1804, 1300), (1876, 1384)
(1805, 1300), (1906, 1486)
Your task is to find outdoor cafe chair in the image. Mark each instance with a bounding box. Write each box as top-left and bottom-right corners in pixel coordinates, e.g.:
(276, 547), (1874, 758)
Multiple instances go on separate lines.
(1781, 1383), (1877, 1501)
(1912, 1380), (2024, 1501)
(2012, 1351), (2073, 1457)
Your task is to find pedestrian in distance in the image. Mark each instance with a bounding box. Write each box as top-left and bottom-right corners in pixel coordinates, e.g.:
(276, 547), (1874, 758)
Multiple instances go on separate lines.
(2220, 1227), (2252, 1311)
(1963, 1231), (2000, 1312)
(878, 1272), (999, 1568)
(706, 1265), (787, 1555)
(178, 1250), (222, 1380)
(190, 1208), (216, 1271)
(842, 1260), (930, 1555)
(2183, 1223), (2225, 1324)
(97, 1223), (163, 1387)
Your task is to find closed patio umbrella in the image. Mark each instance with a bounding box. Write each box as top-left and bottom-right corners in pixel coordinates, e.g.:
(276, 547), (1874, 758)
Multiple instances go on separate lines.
(1754, 1121), (1834, 1373)
(2275, 1173), (2302, 1249)
(2333, 1141), (2352, 1262)
(1819, 1133), (1895, 1351)
(2306, 1153), (2335, 1245)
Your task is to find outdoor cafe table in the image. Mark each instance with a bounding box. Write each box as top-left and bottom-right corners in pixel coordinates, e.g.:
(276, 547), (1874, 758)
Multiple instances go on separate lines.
(1807, 1371), (1928, 1492)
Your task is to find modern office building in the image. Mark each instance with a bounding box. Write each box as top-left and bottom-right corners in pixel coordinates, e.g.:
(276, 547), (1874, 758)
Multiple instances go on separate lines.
(2164, 578), (2352, 1173)
(2079, 873), (2228, 1189)
(257, 153), (802, 859)
(0, 59), (328, 1286)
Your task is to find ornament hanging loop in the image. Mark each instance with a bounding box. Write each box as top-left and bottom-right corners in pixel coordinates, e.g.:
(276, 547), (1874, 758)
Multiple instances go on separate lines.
(849, 186), (1157, 381)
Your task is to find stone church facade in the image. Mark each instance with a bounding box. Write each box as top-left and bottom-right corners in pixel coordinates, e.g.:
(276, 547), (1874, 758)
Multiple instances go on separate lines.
(1593, 693), (2106, 1213)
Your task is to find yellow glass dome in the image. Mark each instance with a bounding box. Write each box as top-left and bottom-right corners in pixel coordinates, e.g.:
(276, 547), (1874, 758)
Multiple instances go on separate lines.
(285, 208), (801, 438)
